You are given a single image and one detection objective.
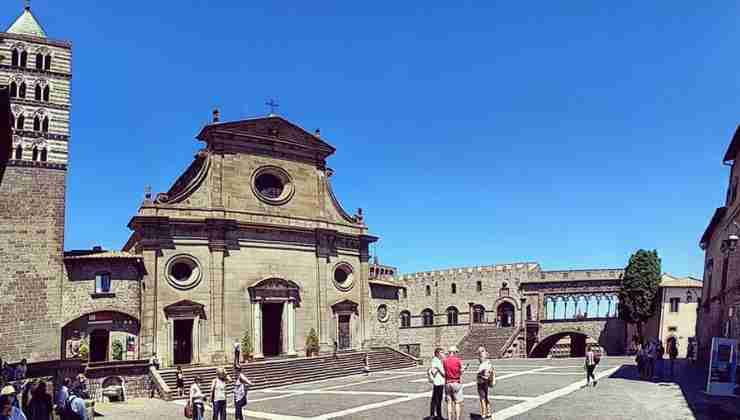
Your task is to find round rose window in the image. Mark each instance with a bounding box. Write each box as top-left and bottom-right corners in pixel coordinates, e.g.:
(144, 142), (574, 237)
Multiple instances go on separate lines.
(333, 263), (354, 291)
(166, 255), (202, 290)
(251, 166), (295, 205)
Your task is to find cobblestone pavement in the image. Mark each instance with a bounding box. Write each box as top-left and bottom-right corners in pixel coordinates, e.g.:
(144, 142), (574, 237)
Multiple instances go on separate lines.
(95, 357), (702, 420)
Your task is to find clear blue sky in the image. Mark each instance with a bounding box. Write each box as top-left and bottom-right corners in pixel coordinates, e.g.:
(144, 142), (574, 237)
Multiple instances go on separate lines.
(7, 1), (739, 277)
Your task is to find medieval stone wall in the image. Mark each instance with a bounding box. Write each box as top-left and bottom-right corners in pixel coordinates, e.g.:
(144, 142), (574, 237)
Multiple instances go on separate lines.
(0, 164), (65, 361)
(61, 259), (142, 326)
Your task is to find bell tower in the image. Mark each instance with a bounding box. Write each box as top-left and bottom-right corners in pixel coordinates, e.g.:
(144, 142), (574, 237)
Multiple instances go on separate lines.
(0, 2), (72, 361)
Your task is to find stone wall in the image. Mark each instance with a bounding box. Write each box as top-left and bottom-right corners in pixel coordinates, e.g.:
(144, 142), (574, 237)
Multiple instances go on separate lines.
(62, 259), (142, 325)
(0, 164), (65, 362)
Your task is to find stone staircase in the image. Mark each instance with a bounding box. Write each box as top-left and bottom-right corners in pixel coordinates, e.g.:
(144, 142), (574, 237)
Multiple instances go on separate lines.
(458, 326), (519, 359)
(158, 347), (417, 400)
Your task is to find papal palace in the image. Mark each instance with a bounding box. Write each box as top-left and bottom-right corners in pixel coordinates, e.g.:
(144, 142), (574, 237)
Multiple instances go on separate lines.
(0, 4), (702, 369)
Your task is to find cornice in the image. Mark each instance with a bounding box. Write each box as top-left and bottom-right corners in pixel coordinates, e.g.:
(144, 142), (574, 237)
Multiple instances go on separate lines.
(0, 64), (71, 80)
(0, 33), (72, 49)
(12, 97), (69, 111)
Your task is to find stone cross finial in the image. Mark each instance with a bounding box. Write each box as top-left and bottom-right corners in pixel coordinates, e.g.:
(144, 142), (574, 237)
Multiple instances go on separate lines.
(25, 0), (30, 10)
(265, 99), (280, 115)
(144, 185), (152, 200)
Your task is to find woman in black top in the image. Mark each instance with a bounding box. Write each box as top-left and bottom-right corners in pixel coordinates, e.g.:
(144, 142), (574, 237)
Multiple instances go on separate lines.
(176, 367), (185, 398)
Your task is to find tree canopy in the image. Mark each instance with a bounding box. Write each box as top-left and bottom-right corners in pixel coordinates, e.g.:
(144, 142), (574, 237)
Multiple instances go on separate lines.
(618, 249), (662, 342)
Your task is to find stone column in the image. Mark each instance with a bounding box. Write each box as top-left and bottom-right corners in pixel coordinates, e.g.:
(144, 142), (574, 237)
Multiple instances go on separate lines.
(193, 315), (200, 364)
(468, 302), (475, 331)
(252, 303), (263, 359)
(287, 301), (296, 356)
(166, 319), (173, 367)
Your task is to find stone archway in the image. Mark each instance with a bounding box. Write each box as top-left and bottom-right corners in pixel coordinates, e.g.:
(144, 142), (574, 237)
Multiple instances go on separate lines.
(61, 311), (140, 361)
(248, 278), (301, 359)
(530, 331), (595, 358)
(497, 301), (516, 327)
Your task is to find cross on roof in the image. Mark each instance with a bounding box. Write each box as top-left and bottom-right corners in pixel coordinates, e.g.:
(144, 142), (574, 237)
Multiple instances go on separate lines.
(24, 0), (30, 10)
(265, 99), (280, 115)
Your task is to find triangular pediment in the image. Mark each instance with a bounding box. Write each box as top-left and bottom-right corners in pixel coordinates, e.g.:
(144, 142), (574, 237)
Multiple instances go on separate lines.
(163, 299), (206, 319)
(197, 116), (336, 160)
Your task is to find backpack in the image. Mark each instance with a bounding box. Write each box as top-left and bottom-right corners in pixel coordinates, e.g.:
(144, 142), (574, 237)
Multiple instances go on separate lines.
(64, 395), (83, 420)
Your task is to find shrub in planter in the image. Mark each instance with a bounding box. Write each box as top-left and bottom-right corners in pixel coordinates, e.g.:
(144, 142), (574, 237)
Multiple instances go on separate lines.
(241, 330), (254, 361)
(306, 328), (319, 356)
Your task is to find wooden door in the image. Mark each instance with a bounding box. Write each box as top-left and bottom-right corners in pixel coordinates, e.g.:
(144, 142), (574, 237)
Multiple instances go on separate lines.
(338, 315), (351, 350)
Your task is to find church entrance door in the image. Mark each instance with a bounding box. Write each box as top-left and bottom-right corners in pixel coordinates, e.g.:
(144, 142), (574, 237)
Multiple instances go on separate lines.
(338, 315), (351, 350)
(262, 303), (283, 357)
(89, 329), (109, 362)
(173, 319), (193, 365)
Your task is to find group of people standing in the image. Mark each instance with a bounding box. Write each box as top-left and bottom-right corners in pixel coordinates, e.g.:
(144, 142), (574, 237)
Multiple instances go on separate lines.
(428, 345), (495, 420)
(635, 338), (679, 380)
(0, 374), (88, 420)
(185, 366), (253, 420)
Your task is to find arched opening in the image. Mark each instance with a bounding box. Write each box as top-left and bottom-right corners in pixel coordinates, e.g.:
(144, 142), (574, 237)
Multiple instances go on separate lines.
(19, 82), (26, 99)
(11, 49), (19, 66)
(35, 53), (43, 70)
(16, 114), (24, 130)
(446, 306), (459, 325)
(43, 85), (50, 102)
(45, 54), (52, 70)
(473, 304), (486, 323)
(61, 311), (140, 361)
(497, 301), (515, 327)
(451, 283), (457, 294)
(425, 285), (431, 296)
(14, 145), (22, 160)
(400, 311), (411, 328)
(33, 115), (40, 131)
(34, 84), (41, 101)
(10, 82), (17, 98)
(40, 148), (47, 162)
(20, 51), (27, 67)
(42, 116), (49, 133)
(530, 331), (594, 358)
(31, 146), (38, 161)
(422, 309), (434, 326)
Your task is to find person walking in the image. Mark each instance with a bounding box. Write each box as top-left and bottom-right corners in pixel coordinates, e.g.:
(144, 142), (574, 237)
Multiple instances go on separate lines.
(443, 345), (465, 420)
(428, 348), (445, 420)
(233, 367), (253, 420)
(656, 341), (665, 379)
(189, 376), (205, 420)
(363, 354), (371, 376)
(27, 381), (52, 420)
(687, 341), (695, 365)
(209, 368), (229, 420)
(668, 340), (679, 377)
(585, 345), (597, 387)
(233, 340), (241, 368)
(333, 341), (338, 359)
(175, 367), (185, 398)
(476, 351), (494, 419)
(62, 389), (86, 420)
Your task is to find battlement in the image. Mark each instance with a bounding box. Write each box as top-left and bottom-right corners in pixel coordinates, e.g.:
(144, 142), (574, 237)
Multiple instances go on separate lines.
(398, 262), (541, 281)
(530, 268), (624, 283)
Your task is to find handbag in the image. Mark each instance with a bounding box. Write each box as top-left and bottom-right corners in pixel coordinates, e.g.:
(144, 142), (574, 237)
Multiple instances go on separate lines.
(184, 400), (193, 419)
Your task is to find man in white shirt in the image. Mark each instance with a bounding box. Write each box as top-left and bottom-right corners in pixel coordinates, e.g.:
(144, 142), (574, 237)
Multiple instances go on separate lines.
(234, 340), (241, 367)
(429, 347), (445, 420)
(477, 351), (494, 419)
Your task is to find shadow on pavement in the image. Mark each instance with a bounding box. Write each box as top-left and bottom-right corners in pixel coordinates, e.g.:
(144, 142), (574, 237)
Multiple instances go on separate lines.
(609, 359), (740, 420)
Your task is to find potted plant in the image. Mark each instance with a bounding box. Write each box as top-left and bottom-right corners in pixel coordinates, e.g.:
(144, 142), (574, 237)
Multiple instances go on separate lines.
(241, 330), (254, 362)
(306, 328), (319, 357)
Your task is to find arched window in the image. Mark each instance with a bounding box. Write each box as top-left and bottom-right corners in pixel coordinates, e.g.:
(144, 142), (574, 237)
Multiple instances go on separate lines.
(447, 306), (459, 325)
(45, 54), (51, 71)
(10, 82), (17, 98)
(16, 114), (24, 130)
(14, 145), (22, 160)
(40, 148), (47, 162)
(451, 283), (457, 294)
(425, 285), (431, 296)
(11, 49), (19, 66)
(42, 116), (49, 133)
(19, 82), (26, 99)
(43, 85), (50, 102)
(20, 51), (27, 68)
(422, 309), (434, 326)
(33, 116), (40, 131)
(34, 85), (41, 101)
(31, 146), (38, 161)
(400, 311), (411, 328)
(473, 304), (486, 323)
(35, 53), (43, 70)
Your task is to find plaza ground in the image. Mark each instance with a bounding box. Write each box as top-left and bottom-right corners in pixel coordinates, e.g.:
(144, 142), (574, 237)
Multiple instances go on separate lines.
(96, 357), (711, 420)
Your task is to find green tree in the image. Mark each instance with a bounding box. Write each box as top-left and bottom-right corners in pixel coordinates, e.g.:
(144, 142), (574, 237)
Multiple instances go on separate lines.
(241, 330), (253, 359)
(112, 339), (123, 360)
(618, 249), (662, 345)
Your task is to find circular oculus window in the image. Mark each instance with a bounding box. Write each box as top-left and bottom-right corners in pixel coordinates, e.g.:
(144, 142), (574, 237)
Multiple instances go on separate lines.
(377, 304), (389, 322)
(333, 263), (355, 291)
(166, 255), (202, 290)
(251, 166), (295, 205)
